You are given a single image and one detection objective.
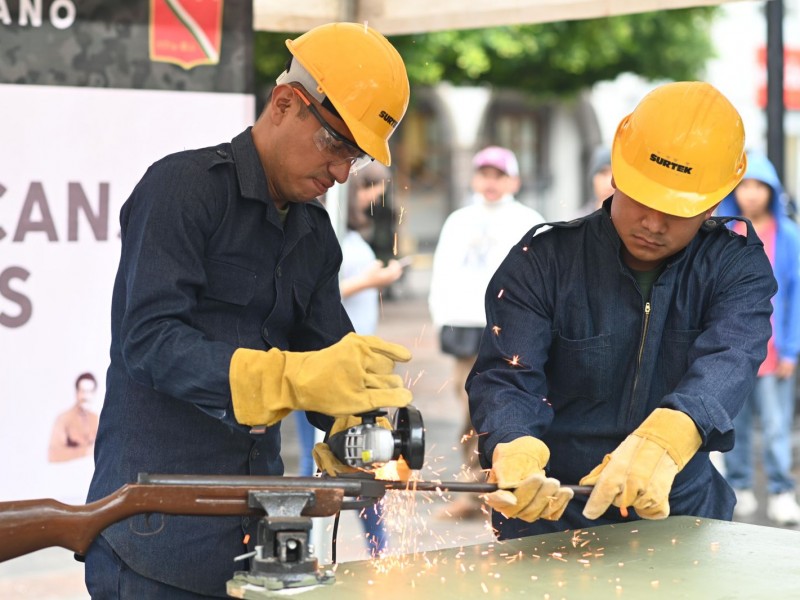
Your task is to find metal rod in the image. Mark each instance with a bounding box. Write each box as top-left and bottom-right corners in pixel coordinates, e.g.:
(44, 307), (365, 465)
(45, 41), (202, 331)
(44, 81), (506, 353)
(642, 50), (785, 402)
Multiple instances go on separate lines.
(137, 474), (386, 499)
(381, 480), (594, 496)
(138, 473), (593, 498)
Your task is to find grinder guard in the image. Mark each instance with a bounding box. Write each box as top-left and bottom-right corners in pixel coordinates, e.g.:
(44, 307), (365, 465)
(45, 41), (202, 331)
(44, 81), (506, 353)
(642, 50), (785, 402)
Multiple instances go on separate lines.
(328, 405), (425, 470)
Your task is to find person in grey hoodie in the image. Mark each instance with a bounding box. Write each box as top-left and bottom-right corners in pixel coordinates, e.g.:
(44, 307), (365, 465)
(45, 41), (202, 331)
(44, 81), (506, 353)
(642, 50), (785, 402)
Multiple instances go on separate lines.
(718, 151), (800, 526)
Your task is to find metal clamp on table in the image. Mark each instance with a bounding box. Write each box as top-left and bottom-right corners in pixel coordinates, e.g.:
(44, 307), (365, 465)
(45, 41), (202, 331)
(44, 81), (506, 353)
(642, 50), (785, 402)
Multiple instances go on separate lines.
(227, 490), (334, 598)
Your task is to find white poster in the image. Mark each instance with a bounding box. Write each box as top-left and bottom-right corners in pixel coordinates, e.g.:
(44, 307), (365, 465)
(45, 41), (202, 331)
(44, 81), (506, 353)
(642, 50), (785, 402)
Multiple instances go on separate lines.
(0, 83), (254, 502)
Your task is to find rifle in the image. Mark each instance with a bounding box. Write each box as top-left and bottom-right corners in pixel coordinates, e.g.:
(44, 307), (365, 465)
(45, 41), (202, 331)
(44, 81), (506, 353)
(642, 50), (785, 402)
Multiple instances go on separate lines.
(0, 474), (387, 564)
(0, 474), (592, 565)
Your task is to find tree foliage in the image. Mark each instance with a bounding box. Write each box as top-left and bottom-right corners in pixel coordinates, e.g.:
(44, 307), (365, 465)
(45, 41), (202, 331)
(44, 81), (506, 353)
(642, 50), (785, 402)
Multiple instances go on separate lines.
(254, 8), (718, 98)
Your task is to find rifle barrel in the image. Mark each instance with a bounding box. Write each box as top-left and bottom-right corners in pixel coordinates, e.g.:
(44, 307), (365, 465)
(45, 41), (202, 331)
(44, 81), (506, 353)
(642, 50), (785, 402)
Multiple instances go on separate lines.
(380, 481), (594, 495)
(137, 473), (386, 499)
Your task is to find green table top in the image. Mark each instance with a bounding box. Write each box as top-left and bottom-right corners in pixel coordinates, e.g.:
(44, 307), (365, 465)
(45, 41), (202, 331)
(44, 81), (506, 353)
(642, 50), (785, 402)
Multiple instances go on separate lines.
(257, 516), (800, 599)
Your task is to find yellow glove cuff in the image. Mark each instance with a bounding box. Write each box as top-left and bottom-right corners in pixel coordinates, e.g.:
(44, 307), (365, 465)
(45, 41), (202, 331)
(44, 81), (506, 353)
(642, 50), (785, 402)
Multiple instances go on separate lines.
(229, 348), (290, 426)
(635, 408), (702, 470)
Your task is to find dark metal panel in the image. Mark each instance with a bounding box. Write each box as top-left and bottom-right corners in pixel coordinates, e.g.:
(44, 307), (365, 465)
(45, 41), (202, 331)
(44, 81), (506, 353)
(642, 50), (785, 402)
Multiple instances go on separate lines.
(0, 0), (252, 93)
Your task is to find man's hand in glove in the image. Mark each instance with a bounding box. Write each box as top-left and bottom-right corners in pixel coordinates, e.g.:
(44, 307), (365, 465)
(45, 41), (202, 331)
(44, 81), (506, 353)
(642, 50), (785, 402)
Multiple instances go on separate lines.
(484, 436), (573, 522)
(581, 408), (702, 520)
(312, 415), (411, 480)
(229, 333), (412, 427)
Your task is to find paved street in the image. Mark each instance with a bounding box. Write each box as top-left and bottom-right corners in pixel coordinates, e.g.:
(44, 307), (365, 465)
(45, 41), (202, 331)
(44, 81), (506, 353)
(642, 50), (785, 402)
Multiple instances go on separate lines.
(1, 266), (798, 598)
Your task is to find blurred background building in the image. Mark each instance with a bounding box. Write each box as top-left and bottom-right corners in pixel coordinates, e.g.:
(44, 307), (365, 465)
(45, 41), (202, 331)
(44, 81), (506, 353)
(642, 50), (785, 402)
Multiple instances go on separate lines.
(254, 1), (800, 257)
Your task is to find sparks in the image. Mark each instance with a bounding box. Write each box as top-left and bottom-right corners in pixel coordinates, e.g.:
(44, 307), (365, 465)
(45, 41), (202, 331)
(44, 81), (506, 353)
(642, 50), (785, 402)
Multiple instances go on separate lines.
(497, 289), (504, 299)
(368, 456), (500, 575)
(373, 460), (403, 481)
(414, 324), (427, 348)
(506, 354), (522, 367)
(491, 325), (501, 335)
(411, 369), (425, 387)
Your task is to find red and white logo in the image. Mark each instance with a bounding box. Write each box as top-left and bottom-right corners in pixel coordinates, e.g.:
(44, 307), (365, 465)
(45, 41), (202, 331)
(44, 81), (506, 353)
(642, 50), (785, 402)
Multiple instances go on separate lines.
(149, 0), (224, 70)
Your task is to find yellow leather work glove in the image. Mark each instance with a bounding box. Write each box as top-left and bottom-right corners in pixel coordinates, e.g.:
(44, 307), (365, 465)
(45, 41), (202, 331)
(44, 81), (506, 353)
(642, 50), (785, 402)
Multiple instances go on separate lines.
(229, 333), (412, 427)
(312, 416), (411, 480)
(581, 408), (702, 520)
(484, 436), (573, 522)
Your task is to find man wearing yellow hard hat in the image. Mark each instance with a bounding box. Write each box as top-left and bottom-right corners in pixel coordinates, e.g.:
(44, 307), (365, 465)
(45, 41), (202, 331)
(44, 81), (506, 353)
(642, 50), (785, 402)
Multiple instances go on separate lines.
(85, 23), (411, 597)
(467, 82), (778, 540)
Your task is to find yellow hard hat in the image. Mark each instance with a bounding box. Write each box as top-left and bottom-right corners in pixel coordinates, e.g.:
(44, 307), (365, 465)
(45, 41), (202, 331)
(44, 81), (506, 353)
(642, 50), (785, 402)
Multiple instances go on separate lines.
(282, 22), (409, 167)
(611, 81), (747, 218)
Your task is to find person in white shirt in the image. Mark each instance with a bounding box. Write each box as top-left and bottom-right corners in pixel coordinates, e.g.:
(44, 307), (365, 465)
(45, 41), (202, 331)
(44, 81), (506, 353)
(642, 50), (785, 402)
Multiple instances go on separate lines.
(429, 146), (545, 519)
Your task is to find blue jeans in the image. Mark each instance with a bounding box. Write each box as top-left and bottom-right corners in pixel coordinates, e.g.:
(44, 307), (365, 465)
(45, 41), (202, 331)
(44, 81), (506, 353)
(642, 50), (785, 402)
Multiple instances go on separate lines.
(725, 374), (797, 494)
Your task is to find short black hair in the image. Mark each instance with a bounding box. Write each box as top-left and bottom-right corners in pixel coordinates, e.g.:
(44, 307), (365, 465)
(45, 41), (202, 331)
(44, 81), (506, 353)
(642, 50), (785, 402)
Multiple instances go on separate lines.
(75, 372), (97, 390)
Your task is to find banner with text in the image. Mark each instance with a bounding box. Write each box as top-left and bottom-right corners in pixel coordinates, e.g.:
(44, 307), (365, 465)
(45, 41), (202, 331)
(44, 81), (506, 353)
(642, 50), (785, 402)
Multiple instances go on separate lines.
(0, 0), (254, 502)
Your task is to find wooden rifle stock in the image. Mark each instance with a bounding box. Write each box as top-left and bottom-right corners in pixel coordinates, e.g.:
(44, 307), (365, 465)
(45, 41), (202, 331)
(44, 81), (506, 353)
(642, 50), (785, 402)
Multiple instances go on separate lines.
(0, 475), (385, 563)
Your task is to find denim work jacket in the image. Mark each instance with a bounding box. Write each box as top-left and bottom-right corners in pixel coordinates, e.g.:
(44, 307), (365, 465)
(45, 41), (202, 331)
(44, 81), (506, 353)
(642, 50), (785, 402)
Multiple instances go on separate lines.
(87, 129), (351, 596)
(467, 202), (776, 540)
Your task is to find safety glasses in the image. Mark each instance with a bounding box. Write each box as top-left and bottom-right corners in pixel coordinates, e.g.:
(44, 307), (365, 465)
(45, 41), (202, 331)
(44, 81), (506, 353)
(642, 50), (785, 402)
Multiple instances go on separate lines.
(290, 87), (373, 174)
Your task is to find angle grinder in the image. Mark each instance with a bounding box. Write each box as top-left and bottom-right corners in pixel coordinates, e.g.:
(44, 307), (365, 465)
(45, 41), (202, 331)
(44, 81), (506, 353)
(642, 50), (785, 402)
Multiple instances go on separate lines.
(327, 405), (425, 470)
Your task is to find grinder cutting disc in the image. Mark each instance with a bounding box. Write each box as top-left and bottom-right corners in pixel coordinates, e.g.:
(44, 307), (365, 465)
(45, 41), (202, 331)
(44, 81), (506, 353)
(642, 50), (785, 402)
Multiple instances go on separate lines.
(392, 405), (425, 470)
